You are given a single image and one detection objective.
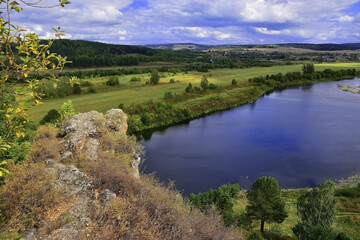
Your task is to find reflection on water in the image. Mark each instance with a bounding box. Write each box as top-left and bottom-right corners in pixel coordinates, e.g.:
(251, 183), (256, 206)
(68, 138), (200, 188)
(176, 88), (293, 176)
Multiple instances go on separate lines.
(141, 79), (360, 195)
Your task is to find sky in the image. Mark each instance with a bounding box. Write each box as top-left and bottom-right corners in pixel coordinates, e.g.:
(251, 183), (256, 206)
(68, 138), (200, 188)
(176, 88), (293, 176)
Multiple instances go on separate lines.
(12, 0), (360, 45)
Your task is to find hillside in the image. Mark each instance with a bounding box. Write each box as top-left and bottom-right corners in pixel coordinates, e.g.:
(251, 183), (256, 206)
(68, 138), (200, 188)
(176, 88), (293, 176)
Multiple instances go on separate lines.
(0, 110), (242, 240)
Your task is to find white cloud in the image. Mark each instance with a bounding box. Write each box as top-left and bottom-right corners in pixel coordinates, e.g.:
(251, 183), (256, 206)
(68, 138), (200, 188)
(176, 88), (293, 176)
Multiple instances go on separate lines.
(9, 0), (360, 44)
(339, 15), (354, 22)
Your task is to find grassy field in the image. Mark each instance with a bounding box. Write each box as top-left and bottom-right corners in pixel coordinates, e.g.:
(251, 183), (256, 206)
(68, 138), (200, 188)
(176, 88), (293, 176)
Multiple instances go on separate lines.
(29, 63), (360, 121)
(234, 190), (360, 239)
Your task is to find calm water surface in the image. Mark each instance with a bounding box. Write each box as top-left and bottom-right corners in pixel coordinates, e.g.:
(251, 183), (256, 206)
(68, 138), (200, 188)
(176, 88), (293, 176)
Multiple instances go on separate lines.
(141, 79), (360, 195)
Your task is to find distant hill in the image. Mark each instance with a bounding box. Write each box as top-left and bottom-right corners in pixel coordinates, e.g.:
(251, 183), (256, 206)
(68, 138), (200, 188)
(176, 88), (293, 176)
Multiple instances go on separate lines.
(147, 42), (360, 51)
(146, 43), (221, 51)
(277, 43), (360, 51)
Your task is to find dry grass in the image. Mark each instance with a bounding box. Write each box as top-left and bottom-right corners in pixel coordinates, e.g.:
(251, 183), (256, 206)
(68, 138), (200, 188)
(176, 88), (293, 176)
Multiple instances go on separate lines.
(27, 125), (61, 163)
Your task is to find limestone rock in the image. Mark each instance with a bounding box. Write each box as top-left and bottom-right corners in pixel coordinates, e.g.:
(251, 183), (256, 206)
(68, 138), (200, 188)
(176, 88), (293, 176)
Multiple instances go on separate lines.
(105, 109), (128, 134)
(60, 109), (128, 161)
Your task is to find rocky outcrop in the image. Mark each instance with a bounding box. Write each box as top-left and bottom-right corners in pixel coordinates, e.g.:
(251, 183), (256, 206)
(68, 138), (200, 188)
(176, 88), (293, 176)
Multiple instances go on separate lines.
(60, 109), (127, 160)
(21, 160), (117, 240)
(58, 109), (140, 177)
(20, 109), (138, 239)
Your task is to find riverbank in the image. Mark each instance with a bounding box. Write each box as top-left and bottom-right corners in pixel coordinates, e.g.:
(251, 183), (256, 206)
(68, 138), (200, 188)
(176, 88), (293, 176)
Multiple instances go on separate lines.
(127, 70), (359, 134)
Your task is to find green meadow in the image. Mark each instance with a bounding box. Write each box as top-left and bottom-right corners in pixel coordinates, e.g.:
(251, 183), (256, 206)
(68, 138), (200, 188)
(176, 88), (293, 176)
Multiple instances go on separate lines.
(29, 63), (360, 121)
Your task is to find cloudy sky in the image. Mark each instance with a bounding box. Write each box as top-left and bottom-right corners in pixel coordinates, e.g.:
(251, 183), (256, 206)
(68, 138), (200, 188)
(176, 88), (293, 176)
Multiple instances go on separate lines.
(12, 0), (360, 45)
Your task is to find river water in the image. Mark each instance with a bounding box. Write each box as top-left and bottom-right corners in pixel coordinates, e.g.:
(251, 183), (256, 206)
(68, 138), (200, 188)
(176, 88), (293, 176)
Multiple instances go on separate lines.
(141, 79), (360, 195)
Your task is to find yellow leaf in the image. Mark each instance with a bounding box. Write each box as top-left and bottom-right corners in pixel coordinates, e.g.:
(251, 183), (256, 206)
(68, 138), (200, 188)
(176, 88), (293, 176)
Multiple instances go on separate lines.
(24, 72), (28, 78)
(7, 108), (13, 113)
(5, 114), (10, 119)
(0, 171), (2, 177)
(15, 107), (22, 114)
(16, 132), (25, 138)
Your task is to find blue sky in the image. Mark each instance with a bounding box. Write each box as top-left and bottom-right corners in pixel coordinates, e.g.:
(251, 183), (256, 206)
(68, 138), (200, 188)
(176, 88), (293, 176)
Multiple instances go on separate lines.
(13, 0), (360, 45)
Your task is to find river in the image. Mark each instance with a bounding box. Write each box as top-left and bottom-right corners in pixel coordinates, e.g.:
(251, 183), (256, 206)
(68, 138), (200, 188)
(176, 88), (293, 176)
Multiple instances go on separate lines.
(141, 79), (360, 195)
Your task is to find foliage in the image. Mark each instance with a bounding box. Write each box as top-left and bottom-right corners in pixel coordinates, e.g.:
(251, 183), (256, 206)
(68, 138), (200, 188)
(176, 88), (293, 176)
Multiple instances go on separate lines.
(105, 76), (120, 86)
(72, 83), (81, 94)
(150, 69), (160, 85)
(200, 75), (209, 90)
(246, 176), (287, 233)
(293, 180), (337, 239)
(59, 100), (76, 120)
(336, 183), (360, 198)
(247, 231), (265, 240)
(0, 0), (69, 175)
(39, 109), (61, 125)
(208, 83), (219, 90)
(189, 184), (240, 226)
(302, 63), (315, 74)
(232, 79), (238, 85)
(185, 83), (193, 93)
(130, 76), (141, 82)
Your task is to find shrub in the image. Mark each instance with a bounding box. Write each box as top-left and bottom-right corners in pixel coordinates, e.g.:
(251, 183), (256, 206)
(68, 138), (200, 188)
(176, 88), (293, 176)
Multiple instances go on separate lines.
(72, 83), (81, 94)
(208, 83), (219, 90)
(87, 87), (97, 93)
(0, 163), (66, 230)
(118, 103), (124, 109)
(60, 100), (76, 120)
(27, 125), (61, 163)
(247, 231), (265, 240)
(106, 76), (120, 86)
(39, 109), (61, 125)
(185, 83), (193, 93)
(169, 78), (175, 83)
(80, 80), (93, 87)
(150, 69), (160, 85)
(336, 183), (360, 198)
(200, 75), (209, 90)
(231, 79), (237, 85)
(164, 91), (173, 99)
(130, 76), (141, 82)
(141, 113), (152, 126)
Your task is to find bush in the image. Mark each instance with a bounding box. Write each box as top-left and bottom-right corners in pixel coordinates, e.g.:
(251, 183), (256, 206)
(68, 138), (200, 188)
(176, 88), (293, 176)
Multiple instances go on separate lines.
(208, 83), (219, 90)
(106, 76), (120, 86)
(118, 103), (124, 109)
(72, 83), (81, 94)
(27, 125), (61, 163)
(150, 69), (160, 85)
(141, 113), (152, 126)
(247, 231), (265, 240)
(231, 79), (237, 85)
(185, 83), (193, 93)
(200, 75), (209, 90)
(336, 183), (360, 198)
(0, 163), (66, 230)
(169, 78), (175, 83)
(80, 80), (93, 87)
(39, 109), (61, 125)
(164, 91), (173, 99)
(87, 86), (97, 93)
(130, 76), (141, 82)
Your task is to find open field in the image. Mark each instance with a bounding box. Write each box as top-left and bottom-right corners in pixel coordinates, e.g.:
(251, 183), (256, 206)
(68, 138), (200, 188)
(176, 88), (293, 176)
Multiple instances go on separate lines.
(29, 63), (360, 121)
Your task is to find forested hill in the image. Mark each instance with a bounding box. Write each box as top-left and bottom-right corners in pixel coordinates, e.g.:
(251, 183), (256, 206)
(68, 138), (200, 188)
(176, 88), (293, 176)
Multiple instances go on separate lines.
(47, 39), (200, 68)
(50, 39), (155, 57)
